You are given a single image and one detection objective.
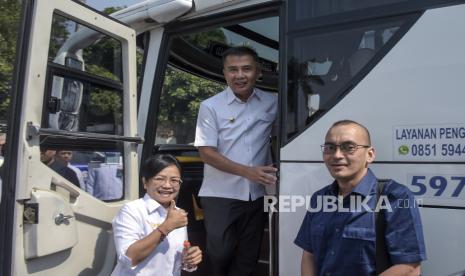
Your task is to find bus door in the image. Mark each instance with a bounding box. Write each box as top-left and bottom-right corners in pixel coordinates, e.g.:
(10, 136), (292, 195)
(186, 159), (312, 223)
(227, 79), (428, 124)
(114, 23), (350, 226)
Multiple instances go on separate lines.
(2, 0), (140, 275)
(137, 2), (282, 275)
(279, 1), (465, 275)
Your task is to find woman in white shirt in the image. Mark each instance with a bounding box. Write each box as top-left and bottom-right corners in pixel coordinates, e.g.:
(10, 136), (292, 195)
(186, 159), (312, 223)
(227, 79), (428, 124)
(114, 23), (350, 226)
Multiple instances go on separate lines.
(112, 154), (202, 276)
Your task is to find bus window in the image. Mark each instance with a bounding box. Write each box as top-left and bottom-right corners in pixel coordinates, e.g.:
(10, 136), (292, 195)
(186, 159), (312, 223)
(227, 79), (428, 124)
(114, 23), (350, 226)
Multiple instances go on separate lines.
(46, 75), (123, 134)
(48, 14), (122, 81)
(289, 0), (407, 23)
(285, 17), (410, 140)
(46, 14), (123, 133)
(39, 147), (124, 201)
(41, 13), (130, 201)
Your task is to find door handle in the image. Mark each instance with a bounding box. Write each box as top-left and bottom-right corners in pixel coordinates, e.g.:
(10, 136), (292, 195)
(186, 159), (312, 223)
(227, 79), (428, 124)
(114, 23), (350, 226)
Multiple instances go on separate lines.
(55, 213), (74, 225)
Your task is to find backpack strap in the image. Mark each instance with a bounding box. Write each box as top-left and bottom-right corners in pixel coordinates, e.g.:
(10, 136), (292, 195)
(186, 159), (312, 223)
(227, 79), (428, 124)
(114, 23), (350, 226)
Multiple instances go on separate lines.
(375, 179), (392, 274)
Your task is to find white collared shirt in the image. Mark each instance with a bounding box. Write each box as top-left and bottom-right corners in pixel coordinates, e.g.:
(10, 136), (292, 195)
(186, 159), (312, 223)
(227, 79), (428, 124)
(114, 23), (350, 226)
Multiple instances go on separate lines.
(194, 87), (277, 201)
(111, 194), (187, 276)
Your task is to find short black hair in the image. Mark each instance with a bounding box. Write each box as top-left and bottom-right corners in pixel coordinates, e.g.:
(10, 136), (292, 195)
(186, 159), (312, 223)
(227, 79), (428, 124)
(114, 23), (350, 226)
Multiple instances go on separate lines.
(329, 120), (372, 145)
(140, 154), (181, 180)
(222, 46), (259, 65)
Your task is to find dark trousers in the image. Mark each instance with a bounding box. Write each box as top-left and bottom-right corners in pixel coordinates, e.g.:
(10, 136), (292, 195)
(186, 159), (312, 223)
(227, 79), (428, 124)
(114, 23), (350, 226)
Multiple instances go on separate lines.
(200, 196), (265, 276)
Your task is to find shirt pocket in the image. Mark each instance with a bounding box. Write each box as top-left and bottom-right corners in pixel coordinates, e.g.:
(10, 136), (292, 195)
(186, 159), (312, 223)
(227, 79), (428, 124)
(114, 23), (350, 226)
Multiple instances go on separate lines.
(253, 112), (275, 140)
(257, 112), (275, 122)
(342, 226), (375, 264)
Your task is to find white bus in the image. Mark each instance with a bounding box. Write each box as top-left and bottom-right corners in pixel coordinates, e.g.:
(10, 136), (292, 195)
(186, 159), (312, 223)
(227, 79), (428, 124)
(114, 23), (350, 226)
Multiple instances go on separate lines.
(1, 0), (465, 275)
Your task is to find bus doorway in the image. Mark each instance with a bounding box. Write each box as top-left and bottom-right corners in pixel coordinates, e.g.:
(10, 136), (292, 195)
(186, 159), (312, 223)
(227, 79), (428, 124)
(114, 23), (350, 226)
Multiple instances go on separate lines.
(140, 7), (280, 275)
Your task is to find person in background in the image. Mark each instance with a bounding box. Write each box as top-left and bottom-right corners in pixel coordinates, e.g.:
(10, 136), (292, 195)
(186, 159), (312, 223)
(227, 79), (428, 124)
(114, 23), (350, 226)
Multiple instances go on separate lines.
(295, 120), (426, 276)
(166, 130), (177, 144)
(56, 150), (85, 188)
(40, 148), (80, 188)
(86, 162), (123, 200)
(111, 154), (202, 276)
(194, 46), (278, 276)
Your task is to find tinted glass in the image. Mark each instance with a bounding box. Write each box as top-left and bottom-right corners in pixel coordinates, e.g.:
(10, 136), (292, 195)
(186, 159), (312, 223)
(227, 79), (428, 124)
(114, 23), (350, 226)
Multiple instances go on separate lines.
(289, 0), (407, 24)
(48, 14), (122, 82)
(286, 19), (404, 139)
(40, 147), (124, 201)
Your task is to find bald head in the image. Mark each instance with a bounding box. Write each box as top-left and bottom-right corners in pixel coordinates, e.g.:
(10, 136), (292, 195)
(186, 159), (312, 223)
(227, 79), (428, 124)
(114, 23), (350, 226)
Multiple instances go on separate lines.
(326, 120), (371, 146)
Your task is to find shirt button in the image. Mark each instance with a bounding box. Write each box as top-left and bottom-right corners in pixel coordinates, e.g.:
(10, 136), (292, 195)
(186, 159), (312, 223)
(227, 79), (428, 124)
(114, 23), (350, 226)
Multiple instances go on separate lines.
(335, 228), (340, 233)
(330, 251), (335, 256)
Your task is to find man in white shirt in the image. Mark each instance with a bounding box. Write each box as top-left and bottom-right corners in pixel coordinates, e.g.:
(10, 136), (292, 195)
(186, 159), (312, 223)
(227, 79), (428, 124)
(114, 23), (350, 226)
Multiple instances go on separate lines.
(194, 46), (278, 276)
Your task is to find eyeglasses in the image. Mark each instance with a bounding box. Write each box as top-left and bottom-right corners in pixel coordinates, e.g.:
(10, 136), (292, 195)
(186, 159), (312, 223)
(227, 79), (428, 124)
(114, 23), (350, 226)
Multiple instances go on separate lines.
(151, 176), (183, 186)
(321, 143), (371, 154)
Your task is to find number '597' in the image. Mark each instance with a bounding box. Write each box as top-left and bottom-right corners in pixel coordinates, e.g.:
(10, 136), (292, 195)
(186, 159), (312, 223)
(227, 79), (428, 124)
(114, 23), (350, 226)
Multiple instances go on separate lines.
(410, 176), (465, 197)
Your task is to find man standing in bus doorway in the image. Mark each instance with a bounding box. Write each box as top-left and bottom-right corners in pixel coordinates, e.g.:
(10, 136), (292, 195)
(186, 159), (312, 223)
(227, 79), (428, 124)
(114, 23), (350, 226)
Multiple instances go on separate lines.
(295, 120), (426, 276)
(194, 46), (278, 276)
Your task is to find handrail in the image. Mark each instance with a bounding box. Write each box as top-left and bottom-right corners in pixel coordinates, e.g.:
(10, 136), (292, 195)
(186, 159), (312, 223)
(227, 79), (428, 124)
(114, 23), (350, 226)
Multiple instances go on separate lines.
(268, 204), (274, 276)
(27, 122), (144, 144)
(51, 176), (81, 198)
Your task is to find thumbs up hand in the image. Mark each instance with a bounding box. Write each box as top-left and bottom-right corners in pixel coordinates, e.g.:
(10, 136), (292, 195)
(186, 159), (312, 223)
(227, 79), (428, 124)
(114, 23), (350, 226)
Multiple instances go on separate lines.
(160, 200), (188, 233)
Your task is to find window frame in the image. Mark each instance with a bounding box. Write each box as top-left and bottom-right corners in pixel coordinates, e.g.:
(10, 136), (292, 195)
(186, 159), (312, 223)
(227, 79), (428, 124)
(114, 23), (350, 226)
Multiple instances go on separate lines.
(282, 3), (422, 145)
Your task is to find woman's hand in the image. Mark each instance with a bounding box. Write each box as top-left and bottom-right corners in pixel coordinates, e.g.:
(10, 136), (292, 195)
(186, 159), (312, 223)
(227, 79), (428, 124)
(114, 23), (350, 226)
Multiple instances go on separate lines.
(160, 200), (188, 233)
(183, 246), (202, 266)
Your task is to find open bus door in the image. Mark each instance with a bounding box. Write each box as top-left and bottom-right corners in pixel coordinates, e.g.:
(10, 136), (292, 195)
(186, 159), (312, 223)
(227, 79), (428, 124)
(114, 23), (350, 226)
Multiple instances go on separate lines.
(1, 0), (140, 275)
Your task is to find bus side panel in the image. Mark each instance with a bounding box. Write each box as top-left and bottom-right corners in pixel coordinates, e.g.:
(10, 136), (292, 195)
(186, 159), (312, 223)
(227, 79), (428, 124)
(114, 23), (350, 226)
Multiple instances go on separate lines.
(280, 4), (465, 276)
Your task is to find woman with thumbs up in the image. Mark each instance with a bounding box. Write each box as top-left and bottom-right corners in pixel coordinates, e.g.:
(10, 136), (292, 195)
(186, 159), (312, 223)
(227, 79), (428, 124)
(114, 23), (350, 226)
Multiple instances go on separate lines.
(111, 154), (202, 276)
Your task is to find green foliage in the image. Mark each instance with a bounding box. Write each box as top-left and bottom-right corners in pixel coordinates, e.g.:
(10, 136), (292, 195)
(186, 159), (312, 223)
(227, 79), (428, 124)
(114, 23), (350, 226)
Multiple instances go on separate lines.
(156, 30), (228, 143)
(89, 89), (122, 116)
(83, 37), (121, 81)
(0, 0), (21, 121)
(183, 29), (227, 49)
(102, 6), (125, 15)
(83, 6), (125, 81)
(48, 15), (71, 61)
(159, 30), (228, 122)
(158, 66), (224, 142)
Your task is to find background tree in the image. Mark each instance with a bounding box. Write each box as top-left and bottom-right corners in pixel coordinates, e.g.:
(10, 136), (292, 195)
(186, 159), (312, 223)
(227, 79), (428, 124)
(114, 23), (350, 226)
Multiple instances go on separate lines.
(0, 0), (21, 129)
(158, 66), (225, 143)
(157, 30), (228, 144)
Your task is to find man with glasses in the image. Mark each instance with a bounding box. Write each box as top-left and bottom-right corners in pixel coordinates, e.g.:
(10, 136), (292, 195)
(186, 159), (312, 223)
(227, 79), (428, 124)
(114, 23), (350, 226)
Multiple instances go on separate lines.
(295, 120), (426, 276)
